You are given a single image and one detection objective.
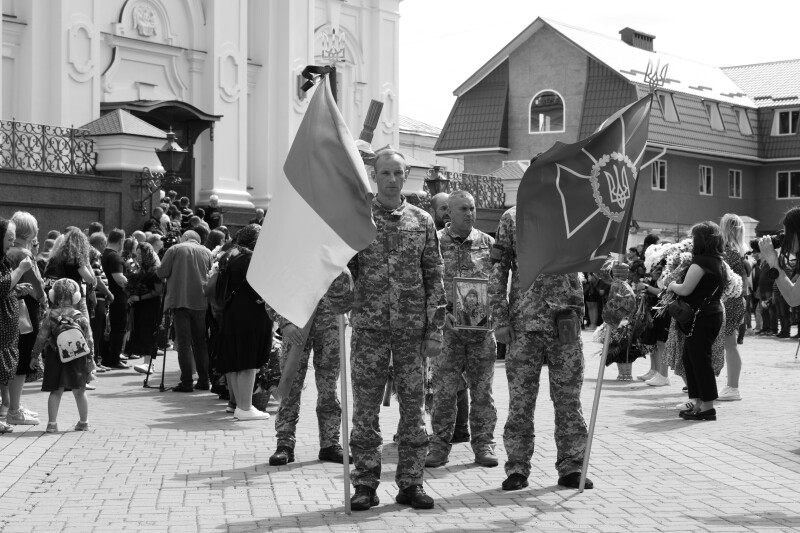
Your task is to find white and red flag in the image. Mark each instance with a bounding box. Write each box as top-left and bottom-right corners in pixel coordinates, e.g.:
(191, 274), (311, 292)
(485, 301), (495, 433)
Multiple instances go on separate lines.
(247, 76), (376, 327)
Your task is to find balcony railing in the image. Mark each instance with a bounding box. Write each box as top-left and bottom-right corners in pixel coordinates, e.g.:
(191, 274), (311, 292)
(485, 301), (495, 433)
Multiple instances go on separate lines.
(424, 167), (505, 209)
(0, 119), (96, 175)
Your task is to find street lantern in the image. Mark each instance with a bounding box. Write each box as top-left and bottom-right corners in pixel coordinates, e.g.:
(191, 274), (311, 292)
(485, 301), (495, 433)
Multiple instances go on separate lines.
(425, 165), (450, 196)
(155, 128), (187, 181)
(133, 128), (186, 215)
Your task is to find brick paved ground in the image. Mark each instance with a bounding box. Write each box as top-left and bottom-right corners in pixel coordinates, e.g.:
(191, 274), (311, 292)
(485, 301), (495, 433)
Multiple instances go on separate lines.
(0, 328), (798, 532)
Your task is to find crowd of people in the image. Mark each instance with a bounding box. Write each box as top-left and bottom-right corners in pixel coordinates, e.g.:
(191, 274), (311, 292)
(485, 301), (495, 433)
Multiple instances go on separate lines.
(0, 191), (268, 433)
(2, 147), (799, 511)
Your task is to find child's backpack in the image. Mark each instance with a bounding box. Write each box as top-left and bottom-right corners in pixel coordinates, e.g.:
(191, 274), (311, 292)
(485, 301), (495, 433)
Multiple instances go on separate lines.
(53, 310), (91, 363)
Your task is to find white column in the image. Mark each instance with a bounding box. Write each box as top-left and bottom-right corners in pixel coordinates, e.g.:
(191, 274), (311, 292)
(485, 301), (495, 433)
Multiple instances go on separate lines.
(197, 0), (252, 210)
(257, 0), (314, 210)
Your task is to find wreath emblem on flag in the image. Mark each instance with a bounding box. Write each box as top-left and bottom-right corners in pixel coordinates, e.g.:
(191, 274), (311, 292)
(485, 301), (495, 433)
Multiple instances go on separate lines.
(590, 152), (637, 222)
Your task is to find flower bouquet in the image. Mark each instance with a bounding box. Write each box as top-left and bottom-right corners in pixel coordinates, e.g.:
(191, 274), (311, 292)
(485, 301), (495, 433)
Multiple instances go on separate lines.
(253, 334), (282, 410)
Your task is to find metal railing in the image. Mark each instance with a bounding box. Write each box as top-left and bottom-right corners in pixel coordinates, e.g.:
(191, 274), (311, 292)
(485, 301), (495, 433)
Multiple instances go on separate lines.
(424, 167), (505, 209)
(0, 119), (96, 175)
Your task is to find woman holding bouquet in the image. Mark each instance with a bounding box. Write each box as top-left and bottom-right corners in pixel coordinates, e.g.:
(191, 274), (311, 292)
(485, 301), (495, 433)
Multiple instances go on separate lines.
(667, 222), (728, 421)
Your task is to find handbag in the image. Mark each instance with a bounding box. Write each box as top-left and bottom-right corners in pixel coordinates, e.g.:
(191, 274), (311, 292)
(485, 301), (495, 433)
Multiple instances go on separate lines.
(667, 286), (719, 337)
(667, 299), (695, 335)
(18, 299), (34, 335)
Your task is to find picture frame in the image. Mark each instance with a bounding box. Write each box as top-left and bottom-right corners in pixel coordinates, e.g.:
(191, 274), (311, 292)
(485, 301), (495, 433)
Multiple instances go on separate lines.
(452, 277), (491, 331)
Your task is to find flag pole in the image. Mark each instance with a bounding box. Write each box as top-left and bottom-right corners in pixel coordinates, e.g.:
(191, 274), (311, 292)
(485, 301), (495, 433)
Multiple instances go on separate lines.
(580, 324), (611, 492)
(338, 314), (352, 514)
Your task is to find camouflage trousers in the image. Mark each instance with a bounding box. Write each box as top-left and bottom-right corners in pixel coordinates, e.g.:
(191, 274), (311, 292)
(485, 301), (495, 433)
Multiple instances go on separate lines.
(350, 328), (427, 490)
(504, 331), (588, 478)
(429, 329), (497, 455)
(274, 324), (342, 449)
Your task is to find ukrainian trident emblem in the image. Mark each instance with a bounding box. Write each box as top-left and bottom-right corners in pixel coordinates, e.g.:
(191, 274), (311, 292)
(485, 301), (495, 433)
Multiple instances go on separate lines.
(590, 152), (636, 222)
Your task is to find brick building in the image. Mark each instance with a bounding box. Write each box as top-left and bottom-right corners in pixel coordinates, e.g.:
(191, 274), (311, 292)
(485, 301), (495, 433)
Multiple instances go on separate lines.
(435, 17), (800, 241)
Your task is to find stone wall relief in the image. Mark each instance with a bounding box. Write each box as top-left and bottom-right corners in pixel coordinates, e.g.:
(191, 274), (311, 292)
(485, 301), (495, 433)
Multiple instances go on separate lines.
(114, 0), (176, 46)
(218, 51), (241, 103)
(380, 83), (396, 133)
(68, 21), (95, 83)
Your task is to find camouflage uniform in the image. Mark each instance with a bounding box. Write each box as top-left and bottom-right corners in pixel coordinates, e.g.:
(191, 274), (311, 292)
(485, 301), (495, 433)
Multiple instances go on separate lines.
(429, 225), (497, 456)
(349, 197), (446, 490)
(273, 271), (353, 449)
(488, 207), (588, 478)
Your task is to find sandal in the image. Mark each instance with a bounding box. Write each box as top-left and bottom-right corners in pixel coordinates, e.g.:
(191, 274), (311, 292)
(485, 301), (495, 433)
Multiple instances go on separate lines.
(0, 421), (13, 433)
(46, 422), (59, 433)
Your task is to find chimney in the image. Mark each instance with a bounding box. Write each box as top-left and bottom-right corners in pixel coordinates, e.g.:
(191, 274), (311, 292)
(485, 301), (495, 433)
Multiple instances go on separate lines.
(619, 27), (655, 52)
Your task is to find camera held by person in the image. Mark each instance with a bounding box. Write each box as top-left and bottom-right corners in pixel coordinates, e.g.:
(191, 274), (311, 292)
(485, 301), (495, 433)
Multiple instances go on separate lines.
(750, 231), (784, 253)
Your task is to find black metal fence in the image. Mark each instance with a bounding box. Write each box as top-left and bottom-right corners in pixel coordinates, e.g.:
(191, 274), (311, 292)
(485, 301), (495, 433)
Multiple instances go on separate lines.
(0, 119), (96, 175)
(424, 167), (505, 209)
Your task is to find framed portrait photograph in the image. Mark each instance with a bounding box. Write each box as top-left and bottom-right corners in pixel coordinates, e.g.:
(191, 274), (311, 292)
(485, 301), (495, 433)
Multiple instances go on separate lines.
(453, 277), (491, 331)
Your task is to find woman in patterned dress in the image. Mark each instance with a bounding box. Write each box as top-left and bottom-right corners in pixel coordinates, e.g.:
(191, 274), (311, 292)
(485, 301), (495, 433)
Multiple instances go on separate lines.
(718, 214), (747, 402)
(0, 218), (37, 432)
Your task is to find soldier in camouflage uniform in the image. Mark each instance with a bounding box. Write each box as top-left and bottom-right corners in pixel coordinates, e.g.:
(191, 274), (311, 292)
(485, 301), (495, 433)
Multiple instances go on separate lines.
(267, 270), (353, 466)
(488, 206), (594, 491)
(428, 192), (471, 442)
(348, 149), (446, 511)
(426, 191), (498, 468)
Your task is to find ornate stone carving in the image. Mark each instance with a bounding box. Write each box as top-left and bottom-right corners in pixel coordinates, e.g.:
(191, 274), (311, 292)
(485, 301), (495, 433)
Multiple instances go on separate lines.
(219, 52), (240, 103)
(68, 22), (94, 82)
(133, 5), (157, 37)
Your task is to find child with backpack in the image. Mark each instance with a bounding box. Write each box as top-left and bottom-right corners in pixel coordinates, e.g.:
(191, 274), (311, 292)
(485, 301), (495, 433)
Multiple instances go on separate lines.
(30, 278), (92, 432)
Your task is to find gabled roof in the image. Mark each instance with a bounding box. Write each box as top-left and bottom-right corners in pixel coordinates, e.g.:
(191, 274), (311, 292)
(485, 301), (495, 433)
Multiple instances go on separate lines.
(489, 161), (528, 181)
(455, 17), (755, 108)
(399, 115), (442, 137)
(81, 109), (167, 138)
(434, 60), (509, 153)
(723, 59), (800, 108)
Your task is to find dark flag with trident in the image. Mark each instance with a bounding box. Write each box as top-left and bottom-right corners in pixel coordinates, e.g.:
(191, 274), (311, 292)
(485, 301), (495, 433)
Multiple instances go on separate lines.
(515, 60), (668, 491)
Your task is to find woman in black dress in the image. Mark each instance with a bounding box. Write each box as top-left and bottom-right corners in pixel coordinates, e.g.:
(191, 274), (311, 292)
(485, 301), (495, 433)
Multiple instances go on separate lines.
(212, 224), (273, 421)
(125, 243), (162, 368)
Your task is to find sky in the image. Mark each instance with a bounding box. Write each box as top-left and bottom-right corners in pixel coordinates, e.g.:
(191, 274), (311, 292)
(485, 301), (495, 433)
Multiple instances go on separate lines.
(399, 0), (800, 128)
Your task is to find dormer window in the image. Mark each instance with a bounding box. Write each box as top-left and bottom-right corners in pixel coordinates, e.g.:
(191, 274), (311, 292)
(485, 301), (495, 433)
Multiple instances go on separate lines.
(734, 108), (752, 136)
(656, 91), (680, 122)
(529, 90), (564, 133)
(772, 109), (799, 136)
(704, 101), (725, 131)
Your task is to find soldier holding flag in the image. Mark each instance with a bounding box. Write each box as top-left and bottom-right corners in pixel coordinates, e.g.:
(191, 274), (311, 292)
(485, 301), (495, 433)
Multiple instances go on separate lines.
(489, 206), (593, 491)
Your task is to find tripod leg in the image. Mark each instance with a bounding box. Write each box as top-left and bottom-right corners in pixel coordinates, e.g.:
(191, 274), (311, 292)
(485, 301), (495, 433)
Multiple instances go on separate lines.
(159, 318), (171, 392)
(795, 337), (800, 360)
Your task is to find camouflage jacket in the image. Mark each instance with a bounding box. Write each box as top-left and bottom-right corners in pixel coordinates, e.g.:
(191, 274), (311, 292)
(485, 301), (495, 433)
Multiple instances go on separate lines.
(438, 224), (494, 306)
(488, 207), (584, 333)
(270, 270), (353, 330)
(349, 197), (446, 337)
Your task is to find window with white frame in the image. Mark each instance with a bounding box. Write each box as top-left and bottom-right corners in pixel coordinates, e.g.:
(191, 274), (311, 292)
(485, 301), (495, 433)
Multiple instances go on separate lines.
(773, 109), (800, 136)
(777, 170), (800, 199)
(529, 90), (564, 133)
(704, 101), (725, 131)
(656, 91), (680, 122)
(699, 165), (713, 195)
(651, 160), (667, 190)
(728, 169), (742, 198)
(734, 108), (753, 135)
(502, 160), (531, 169)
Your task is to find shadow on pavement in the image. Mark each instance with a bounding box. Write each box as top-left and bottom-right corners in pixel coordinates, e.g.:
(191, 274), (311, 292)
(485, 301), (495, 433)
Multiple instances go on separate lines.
(687, 511), (799, 528)
(215, 483), (582, 532)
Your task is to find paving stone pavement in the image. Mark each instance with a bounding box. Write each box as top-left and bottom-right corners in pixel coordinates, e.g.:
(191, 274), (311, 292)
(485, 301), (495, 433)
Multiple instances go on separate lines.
(0, 328), (798, 532)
